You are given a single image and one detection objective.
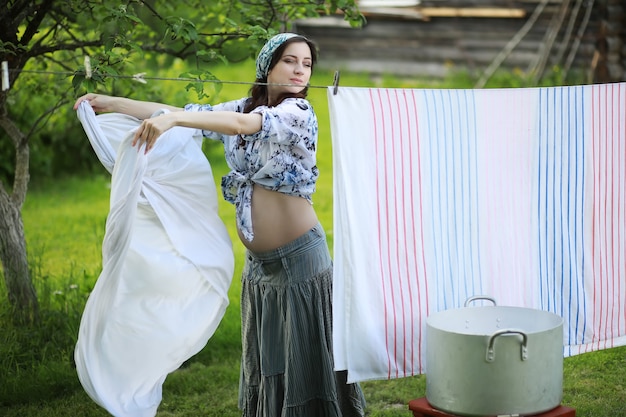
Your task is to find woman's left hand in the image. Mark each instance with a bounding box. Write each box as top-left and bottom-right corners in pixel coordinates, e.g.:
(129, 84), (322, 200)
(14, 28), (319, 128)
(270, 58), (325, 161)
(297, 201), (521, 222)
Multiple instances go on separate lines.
(132, 113), (176, 153)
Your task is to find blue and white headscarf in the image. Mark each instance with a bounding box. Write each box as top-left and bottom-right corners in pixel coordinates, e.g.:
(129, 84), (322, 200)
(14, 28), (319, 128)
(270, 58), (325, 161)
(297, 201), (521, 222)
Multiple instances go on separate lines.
(255, 33), (300, 80)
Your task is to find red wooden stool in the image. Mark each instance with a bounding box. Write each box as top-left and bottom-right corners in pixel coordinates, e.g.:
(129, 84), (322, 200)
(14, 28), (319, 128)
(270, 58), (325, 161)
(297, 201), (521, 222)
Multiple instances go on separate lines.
(408, 397), (576, 417)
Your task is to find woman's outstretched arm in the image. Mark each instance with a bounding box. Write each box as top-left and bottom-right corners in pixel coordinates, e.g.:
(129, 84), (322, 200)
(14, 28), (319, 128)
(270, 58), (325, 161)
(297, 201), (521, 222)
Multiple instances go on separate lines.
(73, 93), (182, 120)
(132, 110), (262, 153)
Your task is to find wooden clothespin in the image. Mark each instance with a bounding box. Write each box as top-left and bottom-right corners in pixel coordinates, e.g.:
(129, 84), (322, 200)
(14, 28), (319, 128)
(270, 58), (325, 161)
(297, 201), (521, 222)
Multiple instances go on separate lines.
(333, 70), (340, 95)
(84, 56), (92, 79)
(132, 72), (147, 84)
(1, 61), (9, 91)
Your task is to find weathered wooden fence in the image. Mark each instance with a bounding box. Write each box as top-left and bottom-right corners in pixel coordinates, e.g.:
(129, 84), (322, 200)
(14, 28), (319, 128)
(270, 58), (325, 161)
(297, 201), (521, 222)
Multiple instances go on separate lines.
(294, 0), (625, 85)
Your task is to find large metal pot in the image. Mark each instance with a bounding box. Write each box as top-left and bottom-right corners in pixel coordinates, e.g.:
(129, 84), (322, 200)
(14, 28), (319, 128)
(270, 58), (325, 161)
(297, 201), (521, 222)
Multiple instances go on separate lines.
(425, 296), (564, 416)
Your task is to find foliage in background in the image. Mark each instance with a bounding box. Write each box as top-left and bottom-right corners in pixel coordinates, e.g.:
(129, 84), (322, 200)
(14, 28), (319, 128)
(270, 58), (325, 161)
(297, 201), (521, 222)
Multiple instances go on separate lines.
(0, 0), (365, 324)
(1, 0), (365, 183)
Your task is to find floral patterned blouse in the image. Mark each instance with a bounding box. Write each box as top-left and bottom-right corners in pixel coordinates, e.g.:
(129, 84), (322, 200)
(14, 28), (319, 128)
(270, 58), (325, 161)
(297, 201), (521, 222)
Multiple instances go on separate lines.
(184, 97), (319, 242)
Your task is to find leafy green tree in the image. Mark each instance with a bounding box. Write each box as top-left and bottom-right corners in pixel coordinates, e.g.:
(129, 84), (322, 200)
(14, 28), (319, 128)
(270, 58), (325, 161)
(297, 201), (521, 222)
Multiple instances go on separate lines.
(0, 0), (364, 323)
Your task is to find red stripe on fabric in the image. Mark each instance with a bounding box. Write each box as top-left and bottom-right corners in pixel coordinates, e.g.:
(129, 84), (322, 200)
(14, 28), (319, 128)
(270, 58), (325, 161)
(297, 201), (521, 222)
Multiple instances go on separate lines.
(600, 83), (607, 348)
(613, 82), (623, 345)
(602, 83), (613, 347)
(616, 84), (626, 336)
(592, 84), (608, 352)
(399, 89), (414, 375)
(369, 89), (392, 378)
(389, 90), (404, 376)
(598, 83), (606, 351)
(606, 82), (625, 347)
(390, 88), (426, 376)
(382, 89), (399, 378)
(408, 89), (428, 373)
(589, 85), (598, 353)
(608, 83), (616, 346)
(604, 83), (610, 345)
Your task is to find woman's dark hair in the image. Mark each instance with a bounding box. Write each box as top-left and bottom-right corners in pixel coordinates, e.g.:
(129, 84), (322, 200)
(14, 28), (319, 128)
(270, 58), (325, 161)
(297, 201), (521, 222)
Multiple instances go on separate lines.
(244, 36), (318, 113)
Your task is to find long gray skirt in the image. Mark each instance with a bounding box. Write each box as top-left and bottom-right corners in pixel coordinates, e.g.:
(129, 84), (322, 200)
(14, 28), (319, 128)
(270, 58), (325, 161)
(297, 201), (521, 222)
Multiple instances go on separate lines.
(238, 223), (365, 417)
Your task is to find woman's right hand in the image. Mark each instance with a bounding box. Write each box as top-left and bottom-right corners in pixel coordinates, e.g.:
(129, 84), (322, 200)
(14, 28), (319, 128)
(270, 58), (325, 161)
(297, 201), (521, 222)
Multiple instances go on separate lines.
(73, 93), (118, 113)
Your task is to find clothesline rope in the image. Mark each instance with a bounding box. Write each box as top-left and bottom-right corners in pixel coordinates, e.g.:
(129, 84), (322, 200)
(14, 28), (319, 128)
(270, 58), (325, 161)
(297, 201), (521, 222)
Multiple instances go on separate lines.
(1, 63), (341, 91)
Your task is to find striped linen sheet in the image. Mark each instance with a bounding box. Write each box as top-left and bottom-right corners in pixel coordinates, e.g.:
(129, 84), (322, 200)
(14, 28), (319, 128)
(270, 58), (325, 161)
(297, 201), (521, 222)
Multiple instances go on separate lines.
(328, 83), (626, 382)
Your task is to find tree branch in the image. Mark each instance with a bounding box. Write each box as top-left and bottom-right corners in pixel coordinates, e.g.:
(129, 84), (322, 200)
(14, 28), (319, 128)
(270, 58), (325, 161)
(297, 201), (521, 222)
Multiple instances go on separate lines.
(27, 40), (104, 58)
(20, 1), (55, 47)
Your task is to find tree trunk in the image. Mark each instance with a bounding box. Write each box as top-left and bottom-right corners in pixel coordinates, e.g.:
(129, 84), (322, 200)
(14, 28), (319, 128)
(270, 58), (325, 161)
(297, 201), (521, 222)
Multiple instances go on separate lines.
(0, 95), (39, 324)
(0, 190), (39, 324)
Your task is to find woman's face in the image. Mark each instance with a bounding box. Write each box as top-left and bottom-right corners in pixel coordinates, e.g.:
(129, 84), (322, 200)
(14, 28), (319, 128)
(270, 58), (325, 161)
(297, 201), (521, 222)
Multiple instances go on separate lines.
(267, 41), (312, 100)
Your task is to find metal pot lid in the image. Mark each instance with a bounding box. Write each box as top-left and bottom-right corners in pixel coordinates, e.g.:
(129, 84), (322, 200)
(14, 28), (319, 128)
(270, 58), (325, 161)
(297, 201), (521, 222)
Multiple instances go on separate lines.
(427, 305), (563, 336)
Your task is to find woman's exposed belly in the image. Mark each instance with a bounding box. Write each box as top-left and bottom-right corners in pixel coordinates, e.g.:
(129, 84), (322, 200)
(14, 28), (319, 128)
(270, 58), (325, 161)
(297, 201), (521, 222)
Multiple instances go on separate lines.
(238, 185), (319, 252)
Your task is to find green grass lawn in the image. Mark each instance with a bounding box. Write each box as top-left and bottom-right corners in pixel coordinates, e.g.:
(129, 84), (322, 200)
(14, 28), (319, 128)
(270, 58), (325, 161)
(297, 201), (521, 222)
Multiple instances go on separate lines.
(1, 66), (625, 416)
(4, 173), (626, 417)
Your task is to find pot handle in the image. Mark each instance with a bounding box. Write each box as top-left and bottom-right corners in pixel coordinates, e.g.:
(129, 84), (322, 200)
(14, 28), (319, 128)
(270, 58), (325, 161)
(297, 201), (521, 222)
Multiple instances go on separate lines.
(485, 329), (528, 363)
(464, 295), (497, 307)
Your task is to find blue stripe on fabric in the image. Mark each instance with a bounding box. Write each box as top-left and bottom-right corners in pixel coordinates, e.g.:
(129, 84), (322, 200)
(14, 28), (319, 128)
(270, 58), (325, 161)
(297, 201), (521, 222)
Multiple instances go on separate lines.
(537, 87), (546, 310)
(579, 85), (588, 346)
(454, 89), (468, 299)
(424, 89), (444, 311)
(566, 86), (579, 350)
(572, 85), (582, 349)
(553, 87), (559, 313)
(548, 87), (556, 313)
(447, 89), (460, 307)
(564, 86), (573, 347)
(467, 89), (483, 297)
(544, 88), (552, 311)
(552, 88), (566, 316)
(424, 89), (483, 311)
(538, 85), (590, 353)
(456, 89), (480, 299)
(438, 89), (455, 308)
(561, 85), (589, 351)
(445, 89), (460, 307)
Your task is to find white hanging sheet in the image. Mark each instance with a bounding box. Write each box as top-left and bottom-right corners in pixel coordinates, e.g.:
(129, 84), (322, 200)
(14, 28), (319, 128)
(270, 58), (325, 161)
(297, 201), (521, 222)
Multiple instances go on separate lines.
(329, 84), (626, 383)
(74, 102), (234, 416)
